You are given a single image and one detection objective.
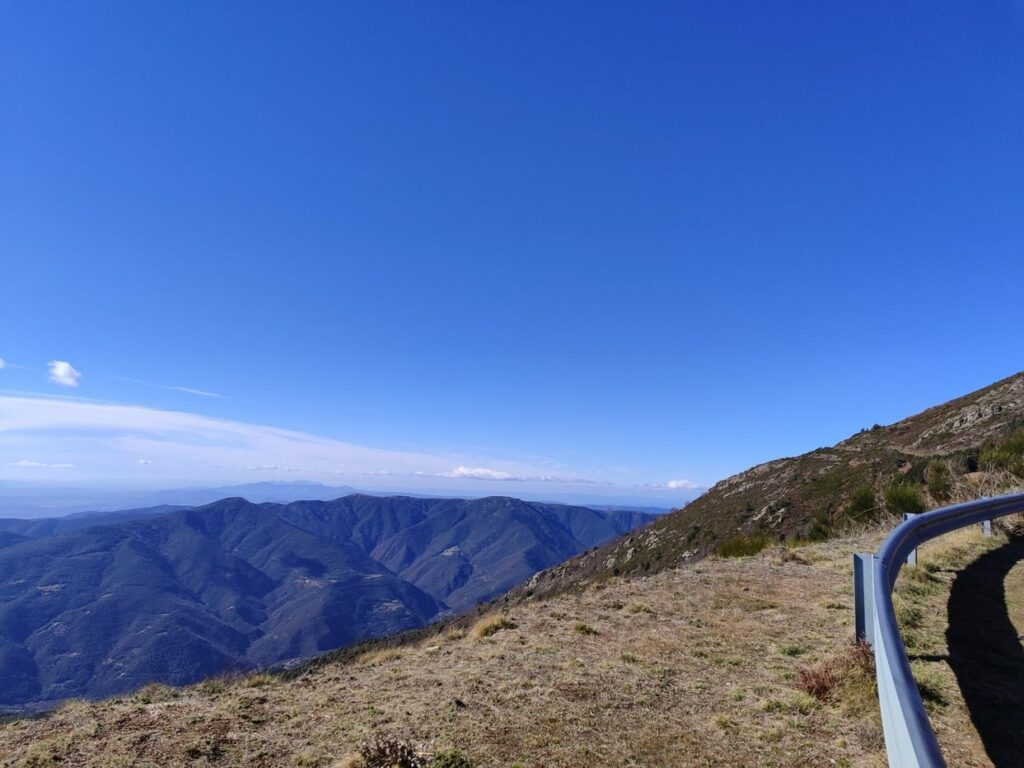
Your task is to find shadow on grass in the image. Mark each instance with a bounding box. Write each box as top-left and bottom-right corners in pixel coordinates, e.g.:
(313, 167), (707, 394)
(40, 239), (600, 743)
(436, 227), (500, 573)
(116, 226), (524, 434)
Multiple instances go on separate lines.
(946, 534), (1024, 767)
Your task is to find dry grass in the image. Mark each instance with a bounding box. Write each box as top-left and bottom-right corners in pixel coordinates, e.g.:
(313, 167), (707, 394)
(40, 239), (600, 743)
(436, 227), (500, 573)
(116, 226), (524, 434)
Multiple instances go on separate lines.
(0, 532), (894, 768)
(469, 613), (516, 640)
(1, 523), (1017, 768)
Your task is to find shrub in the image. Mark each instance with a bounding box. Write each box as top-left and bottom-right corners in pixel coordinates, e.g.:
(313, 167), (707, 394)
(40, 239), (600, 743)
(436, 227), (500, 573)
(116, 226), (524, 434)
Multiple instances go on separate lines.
(926, 461), (952, 502)
(714, 534), (769, 558)
(795, 641), (874, 702)
(573, 622), (599, 636)
(806, 512), (832, 542)
(884, 483), (926, 516)
(432, 750), (473, 768)
(359, 735), (426, 768)
(977, 429), (1024, 477)
(960, 447), (979, 473)
(848, 486), (876, 517)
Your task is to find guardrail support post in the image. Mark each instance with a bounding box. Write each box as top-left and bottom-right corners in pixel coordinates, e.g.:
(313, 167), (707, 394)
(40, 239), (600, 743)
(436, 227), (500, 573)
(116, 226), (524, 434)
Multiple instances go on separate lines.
(853, 553), (876, 644)
(903, 513), (919, 565)
(982, 519), (992, 537)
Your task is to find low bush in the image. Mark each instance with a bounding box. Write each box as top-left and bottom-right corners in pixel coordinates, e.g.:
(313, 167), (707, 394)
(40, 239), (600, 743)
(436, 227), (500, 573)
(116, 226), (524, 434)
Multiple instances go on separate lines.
(978, 428), (1024, 477)
(714, 534), (770, 558)
(795, 641), (874, 703)
(926, 460), (952, 502)
(432, 750), (473, 768)
(884, 483), (926, 516)
(359, 735), (427, 768)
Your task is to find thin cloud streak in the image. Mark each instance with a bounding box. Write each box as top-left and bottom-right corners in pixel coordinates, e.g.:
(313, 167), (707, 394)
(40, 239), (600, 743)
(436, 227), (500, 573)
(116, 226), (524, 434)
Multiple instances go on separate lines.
(440, 466), (605, 484)
(108, 375), (223, 399)
(9, 459), (76, 468)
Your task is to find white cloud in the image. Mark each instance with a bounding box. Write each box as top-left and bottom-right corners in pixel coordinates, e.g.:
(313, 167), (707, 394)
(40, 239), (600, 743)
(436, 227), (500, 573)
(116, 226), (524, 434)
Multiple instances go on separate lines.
(9, 459), (76, 468)
(636, 479), (704, 492)
(447, 466), (519, 481)
(137, 458), (153, 465)
(440, 466), (606, 484)
(0, 357), (5, 369)
(48, 361), (82, 387)
(666, 479), (701, 490)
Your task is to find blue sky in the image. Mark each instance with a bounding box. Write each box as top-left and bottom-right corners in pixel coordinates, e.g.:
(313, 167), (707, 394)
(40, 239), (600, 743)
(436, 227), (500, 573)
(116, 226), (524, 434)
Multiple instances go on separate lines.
(1, 2), (1023, 505)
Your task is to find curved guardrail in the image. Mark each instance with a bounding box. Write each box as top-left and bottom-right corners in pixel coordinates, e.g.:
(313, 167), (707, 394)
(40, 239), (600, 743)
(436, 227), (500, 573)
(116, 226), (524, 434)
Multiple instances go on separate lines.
(853, 491), (1024, 767)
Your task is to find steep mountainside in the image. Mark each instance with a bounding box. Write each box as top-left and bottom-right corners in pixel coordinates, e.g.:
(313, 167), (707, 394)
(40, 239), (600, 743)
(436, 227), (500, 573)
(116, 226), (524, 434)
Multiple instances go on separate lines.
(517, 371), (1024, 599)
(0, 495), (651, 709)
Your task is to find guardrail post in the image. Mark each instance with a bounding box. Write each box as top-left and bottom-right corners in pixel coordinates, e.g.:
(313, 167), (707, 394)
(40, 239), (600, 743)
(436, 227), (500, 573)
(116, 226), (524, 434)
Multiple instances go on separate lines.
(982, 519), (992, 537)
(903, 513), (919, 565)
(853, 553), (876, 644)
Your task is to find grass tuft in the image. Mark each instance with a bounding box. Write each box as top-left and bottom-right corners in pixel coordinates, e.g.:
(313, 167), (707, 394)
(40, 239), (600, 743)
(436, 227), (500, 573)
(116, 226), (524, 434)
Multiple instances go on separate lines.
(470, 614), (516, 639)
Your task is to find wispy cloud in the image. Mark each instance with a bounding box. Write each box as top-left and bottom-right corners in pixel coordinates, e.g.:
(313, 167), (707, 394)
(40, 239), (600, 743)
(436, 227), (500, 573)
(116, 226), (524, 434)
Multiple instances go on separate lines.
(48, 361), (82, 387)
(0, 396), (586, 489)
(0, 396), (698, 504)
(109, 375), (222, 399)
(446, 466), (518, 481)
(439, 466), (605, 484)
(637, 478), (704, 491)
(9, 459), (76, 468)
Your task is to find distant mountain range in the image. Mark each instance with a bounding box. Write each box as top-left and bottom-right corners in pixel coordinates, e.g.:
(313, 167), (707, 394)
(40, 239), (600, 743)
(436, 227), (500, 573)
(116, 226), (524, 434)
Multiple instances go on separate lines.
(0, 481), (362, 518)
(0, 494), (653, 709)
(0, 481), (675, 519)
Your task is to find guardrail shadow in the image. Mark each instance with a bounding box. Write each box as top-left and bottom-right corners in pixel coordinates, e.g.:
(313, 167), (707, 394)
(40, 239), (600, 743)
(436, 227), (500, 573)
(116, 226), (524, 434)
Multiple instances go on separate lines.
(946, 534), (1024, 766)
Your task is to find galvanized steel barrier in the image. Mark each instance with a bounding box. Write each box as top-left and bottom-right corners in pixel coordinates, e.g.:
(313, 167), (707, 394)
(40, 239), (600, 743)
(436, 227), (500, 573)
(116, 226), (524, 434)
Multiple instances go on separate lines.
(853, 491), (1024, 767)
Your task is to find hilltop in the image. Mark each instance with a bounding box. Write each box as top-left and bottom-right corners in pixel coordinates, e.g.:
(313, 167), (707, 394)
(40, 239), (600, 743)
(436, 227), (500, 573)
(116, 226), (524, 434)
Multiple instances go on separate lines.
(516, 372), (1024, 599)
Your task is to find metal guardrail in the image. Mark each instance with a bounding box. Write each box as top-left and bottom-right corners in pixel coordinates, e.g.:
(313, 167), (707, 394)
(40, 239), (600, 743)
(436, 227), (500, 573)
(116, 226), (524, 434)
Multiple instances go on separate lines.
(853, 491), (1024, 767)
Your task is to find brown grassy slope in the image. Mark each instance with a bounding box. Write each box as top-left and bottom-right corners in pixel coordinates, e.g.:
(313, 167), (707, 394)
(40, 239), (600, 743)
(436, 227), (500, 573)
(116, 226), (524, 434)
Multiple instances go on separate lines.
(515, 372), (1024, 601)
(1, 534), (892, 768)
(5, 522), (1017, 768)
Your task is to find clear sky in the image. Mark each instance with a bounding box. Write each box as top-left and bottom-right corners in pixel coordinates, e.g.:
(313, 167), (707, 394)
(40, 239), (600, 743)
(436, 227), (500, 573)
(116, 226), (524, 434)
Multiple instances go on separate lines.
(1, 2), (1022, 506)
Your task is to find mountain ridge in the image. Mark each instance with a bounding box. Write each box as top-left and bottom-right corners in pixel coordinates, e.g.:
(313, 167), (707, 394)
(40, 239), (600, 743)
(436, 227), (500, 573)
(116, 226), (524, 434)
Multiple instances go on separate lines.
(0, 494), (652, 709)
